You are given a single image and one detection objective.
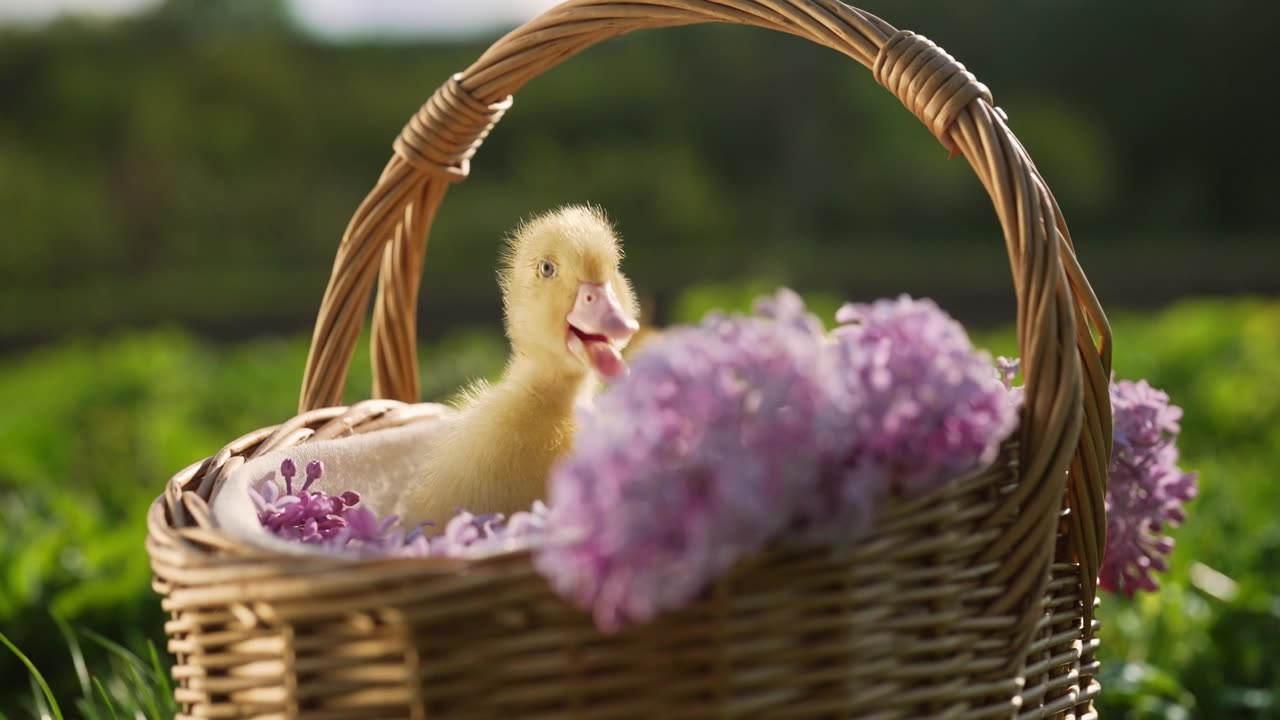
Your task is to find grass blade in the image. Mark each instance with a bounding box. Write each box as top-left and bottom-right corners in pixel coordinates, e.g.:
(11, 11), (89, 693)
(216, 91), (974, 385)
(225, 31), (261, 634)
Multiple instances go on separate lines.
(125, 661), (163, 720)
(145, 639), (173, 704)
(92, 677), (120, 720)
(80, 628), (148, 672)
(72, 698), (99, 720)
(0, 631), (65, 720)
(53, 614), (92, 700)
(79, 627), (176, 718)
(30, 676), (53, 720)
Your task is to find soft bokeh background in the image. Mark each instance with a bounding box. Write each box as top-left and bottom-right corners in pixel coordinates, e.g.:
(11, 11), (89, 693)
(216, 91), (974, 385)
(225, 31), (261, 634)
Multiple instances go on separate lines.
(1, 1), (1277, 717)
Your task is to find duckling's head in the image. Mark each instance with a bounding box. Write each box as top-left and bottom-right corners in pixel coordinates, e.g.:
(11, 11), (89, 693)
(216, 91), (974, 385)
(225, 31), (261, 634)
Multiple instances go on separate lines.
(499, 205), (640, 380)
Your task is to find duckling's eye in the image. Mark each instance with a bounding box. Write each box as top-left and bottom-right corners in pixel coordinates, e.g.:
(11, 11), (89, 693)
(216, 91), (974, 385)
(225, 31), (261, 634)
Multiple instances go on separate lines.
(538, 259), (557, 279)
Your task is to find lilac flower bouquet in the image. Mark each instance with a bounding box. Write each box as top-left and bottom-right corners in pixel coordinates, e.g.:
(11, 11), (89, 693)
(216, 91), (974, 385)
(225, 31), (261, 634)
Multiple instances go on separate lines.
(250, 458), (552, 559)
(252, 289), (1196, 632)
(536, 304), (840, 630)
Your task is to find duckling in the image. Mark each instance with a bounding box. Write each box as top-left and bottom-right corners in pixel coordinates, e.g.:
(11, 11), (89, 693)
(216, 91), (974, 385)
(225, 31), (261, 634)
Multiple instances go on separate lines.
(397, 205), (640, 526)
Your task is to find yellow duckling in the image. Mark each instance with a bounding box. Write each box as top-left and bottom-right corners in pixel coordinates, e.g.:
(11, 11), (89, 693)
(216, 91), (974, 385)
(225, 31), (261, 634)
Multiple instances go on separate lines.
(398, 205), (640, 526)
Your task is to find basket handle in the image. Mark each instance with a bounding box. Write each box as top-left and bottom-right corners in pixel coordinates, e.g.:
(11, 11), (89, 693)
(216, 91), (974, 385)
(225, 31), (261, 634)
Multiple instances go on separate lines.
(298, 0), (1113, 657)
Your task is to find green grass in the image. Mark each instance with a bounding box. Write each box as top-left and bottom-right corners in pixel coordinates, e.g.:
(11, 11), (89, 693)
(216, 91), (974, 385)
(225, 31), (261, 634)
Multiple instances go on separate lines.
(1, 293), (1276, 718)
(1, 623), (176, 720)
(0, 631), (63, 720)
(0, 326), (507, 717)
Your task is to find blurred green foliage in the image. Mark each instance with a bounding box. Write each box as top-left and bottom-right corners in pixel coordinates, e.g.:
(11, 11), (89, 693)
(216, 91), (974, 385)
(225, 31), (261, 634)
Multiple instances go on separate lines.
(1, 0), (1277, 349)
(1084, 301), (1280, 720)
(1, 295), (1278, 717)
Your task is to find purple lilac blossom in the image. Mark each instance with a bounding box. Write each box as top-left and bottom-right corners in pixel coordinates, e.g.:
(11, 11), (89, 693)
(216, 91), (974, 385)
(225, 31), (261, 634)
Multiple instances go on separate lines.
(1100, 379), (1198, 595)
(403, 502), (553, 558)
(823, 295), (1019, 501)
(997, 361), (1197, 595)
(996, 356), (1025, 407)
(252, 458), (417, 552)
(753, 287), (826, 338)
(252, 457), (551, 557)
(536, 310), (839, 632)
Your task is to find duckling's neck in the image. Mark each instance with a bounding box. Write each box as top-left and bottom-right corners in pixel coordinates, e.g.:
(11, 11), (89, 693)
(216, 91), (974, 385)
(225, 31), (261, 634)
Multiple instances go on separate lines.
(408, 355), (594, 522)
(438, 354), (593, 504)
(497, 353), (594, 421)
(448, 353), (595, 463)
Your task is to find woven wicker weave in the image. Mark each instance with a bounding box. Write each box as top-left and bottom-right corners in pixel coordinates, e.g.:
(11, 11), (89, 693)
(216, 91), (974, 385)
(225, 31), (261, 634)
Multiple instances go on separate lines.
(146, 1), (1114, 717)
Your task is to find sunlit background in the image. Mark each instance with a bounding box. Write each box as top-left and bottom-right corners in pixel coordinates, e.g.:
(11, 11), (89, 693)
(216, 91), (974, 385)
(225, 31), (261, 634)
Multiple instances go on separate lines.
(1, 1), (1277, 717)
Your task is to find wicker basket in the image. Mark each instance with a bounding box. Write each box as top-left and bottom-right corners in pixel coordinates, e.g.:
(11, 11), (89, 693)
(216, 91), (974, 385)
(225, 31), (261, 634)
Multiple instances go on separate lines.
(145, 1), (1115, 717)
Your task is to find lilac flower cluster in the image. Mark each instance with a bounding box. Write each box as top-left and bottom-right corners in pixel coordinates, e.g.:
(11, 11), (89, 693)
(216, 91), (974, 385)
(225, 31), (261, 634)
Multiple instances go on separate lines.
(823, 296), (1019, 501)
(251, 458), (408, 551)
(1100, 379), (1198, 595)
(996, 356), (1024, 407)
(252, 457), (553, 558)
(536, 304), (839, 632)
(535, 290), (1019, 631)
(400, 502), (553, 558)
(996, 359), (1197, 595)
(752, 286), (826, 338)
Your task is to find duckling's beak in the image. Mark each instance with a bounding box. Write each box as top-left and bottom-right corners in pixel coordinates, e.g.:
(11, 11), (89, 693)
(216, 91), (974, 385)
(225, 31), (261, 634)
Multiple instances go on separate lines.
(566, 281), (639, 380)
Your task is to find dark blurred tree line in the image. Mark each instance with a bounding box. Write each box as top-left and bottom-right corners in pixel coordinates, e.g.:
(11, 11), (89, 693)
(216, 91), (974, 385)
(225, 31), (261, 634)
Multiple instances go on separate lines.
(1, 0), (1276, 349)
